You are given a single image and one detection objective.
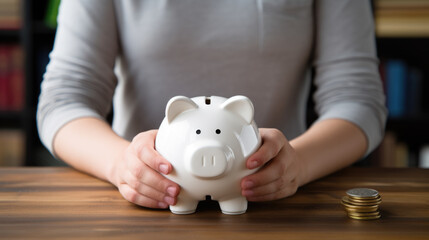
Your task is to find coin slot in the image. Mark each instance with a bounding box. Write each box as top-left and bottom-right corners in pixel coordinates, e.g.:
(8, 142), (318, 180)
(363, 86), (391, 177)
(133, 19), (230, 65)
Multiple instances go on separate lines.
(205, 97), (211, 105)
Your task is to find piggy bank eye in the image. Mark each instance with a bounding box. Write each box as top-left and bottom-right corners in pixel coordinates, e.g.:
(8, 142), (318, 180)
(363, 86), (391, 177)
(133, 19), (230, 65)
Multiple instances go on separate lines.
(196, 129), (201, 135)
(215, 129), (221, 134)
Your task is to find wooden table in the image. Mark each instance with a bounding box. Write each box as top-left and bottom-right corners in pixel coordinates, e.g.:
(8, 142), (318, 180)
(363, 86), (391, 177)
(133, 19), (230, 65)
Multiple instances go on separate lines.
(0, 167), (428, 239)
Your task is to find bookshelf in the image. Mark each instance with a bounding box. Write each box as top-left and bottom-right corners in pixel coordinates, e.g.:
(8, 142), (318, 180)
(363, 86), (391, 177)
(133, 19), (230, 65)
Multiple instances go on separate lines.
(0, 0), (24, 166)
(23, 0), (60, 166)
(370, 0), (429, 168)
(0, 0), (61, 166)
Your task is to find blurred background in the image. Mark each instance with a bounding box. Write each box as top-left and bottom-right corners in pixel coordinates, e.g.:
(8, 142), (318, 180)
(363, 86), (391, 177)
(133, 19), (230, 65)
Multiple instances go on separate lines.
(0, 0), (428, 168)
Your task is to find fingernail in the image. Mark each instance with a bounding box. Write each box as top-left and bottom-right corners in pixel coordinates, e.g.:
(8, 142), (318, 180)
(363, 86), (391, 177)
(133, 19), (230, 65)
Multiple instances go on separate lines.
(164, 196), (175, 205)
(158, 202), (169, 208)
(243, 180), (254, 189)
(249, 160), (259, 169)
(159, 164), (169, 174)
(167, 186), (178, 197)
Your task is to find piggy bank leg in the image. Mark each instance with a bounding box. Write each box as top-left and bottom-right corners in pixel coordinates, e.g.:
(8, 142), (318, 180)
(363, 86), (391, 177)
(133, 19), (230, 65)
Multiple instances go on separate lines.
(218, 196), (248, 215)
(169, 191), (199, 214)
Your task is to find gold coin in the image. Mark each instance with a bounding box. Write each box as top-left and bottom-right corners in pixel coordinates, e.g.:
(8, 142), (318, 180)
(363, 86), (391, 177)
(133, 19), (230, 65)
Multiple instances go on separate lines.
(347, 200), (382, 206)
(348, 211), (380, 217)
(341, 199), (378, 208)
(342, 196), (382, 206)
(344, 206), (378, 212)
(344, 208), (379, 214)
(344, 209), (379, 214)
(342, 202), (379, 211)
(348, 194), (381, 201)
(348, 213), (381, 220)
(348, 195), (381, 201)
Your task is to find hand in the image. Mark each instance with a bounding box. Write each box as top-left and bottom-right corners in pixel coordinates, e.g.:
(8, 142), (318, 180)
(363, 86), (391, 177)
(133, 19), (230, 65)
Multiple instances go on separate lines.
(112, 130), (180, 209)
(241, 128), (302, 201)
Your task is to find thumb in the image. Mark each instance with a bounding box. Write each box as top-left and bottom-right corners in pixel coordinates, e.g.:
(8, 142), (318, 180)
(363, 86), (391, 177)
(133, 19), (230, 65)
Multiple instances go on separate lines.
(132, 130), (173, 175)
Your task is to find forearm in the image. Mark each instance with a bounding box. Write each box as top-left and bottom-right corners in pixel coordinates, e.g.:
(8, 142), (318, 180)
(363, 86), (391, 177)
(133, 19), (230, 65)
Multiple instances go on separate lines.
(53, 117), (130, 184)
(290, 119), (368, 187)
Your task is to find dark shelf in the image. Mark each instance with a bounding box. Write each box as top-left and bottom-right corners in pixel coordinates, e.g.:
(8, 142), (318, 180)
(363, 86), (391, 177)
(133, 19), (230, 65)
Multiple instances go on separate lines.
(377, 38), (429, 62)
(386, 115), (429, 145)
(0, 29), (20, 36)
(33, 21), (56, 35)
(0, 110), (23, 128)
(0, 29), (21, 42)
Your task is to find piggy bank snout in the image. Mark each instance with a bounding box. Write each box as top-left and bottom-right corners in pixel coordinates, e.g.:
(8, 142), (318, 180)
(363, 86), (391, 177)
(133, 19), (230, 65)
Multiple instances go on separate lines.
(185, 141), (233, 178)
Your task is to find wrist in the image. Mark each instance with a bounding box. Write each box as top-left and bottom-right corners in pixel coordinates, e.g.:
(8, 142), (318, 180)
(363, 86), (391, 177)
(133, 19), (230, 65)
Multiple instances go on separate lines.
(106, 140), (130, 187)
(289, 139), (309, 187)
(294, 148), (309, 187)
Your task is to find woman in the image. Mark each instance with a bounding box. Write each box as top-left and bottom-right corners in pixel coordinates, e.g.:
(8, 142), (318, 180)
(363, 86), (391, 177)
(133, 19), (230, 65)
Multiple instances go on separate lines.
(37, 0), (387, 209)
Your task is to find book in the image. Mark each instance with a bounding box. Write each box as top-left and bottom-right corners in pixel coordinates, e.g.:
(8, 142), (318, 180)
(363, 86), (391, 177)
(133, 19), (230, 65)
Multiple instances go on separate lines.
(380, 58), (426, 118)
(385, 60), (407, 118)
(0, 44), (24, 111)
(0, 129), (24, 166)
(375, 0), (429, 37)
(406, 67), (422, 115)
(374, 131), (409, 168)
(45, 0), (61, 28)
(0, 46), (11, 109)
(394, 142), (408, 168)
(375, 131), (397, 167)
(0, 0), (21, 30)
(420, 145), (429, 168)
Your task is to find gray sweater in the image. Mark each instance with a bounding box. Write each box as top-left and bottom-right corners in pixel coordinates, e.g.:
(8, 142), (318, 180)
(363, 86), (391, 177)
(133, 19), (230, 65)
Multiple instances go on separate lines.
(37, 0), (387, 156)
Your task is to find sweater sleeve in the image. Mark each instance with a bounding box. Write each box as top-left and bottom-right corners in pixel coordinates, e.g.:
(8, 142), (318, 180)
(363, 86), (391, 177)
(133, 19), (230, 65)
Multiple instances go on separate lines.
(37, 0), (119, 155)
(312, 0), (387, 155)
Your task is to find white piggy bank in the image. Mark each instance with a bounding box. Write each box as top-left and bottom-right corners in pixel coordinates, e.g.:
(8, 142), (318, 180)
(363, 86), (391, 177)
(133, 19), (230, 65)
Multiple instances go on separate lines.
(155, 95), (261, 215)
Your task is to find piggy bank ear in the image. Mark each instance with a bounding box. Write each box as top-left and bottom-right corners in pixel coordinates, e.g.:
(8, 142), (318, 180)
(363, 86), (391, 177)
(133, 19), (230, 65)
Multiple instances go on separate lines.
(166, 96), (199, 123)
(220, 96), (254, 124)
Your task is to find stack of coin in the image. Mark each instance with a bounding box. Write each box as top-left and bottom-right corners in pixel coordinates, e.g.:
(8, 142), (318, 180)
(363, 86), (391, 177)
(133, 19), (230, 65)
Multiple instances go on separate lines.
(341, 188), (381, 220)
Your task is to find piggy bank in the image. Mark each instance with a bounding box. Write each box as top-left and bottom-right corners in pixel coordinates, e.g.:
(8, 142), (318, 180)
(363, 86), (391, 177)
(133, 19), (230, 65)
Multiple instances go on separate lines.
(155, 95), (261, 215)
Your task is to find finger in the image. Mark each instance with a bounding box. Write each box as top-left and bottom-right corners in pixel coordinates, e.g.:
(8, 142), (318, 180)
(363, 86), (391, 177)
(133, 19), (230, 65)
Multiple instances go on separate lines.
(132, 131), (172, 175)
(245, 184), (298, 202)
(247, 129), (285, 169)
(118, 183), (170, 209)
(242, 177), (284, 198)
(242, 154), (285, 190)
(139, 163), (180, 197)
(242, 171), (298, 198)
(122, 170), (178, 206)
(125, 153), (180, 198)
(142, 148), (172, 175)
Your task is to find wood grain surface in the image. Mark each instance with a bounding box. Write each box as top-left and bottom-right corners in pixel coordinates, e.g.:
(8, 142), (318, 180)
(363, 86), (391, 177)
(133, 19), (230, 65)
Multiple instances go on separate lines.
(0, 167), (428, 240)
